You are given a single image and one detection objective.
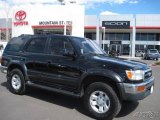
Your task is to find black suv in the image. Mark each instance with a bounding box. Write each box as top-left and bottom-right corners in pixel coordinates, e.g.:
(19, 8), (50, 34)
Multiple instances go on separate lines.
(1, 34), (154, 120)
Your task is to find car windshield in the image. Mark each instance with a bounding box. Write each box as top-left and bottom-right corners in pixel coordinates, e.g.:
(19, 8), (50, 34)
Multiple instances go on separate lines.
(149, 50), (158, 53)
(72, 37), (106, 55)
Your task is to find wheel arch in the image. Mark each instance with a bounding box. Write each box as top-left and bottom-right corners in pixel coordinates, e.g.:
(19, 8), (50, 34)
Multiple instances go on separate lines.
(7, 63), (27, 80)
(80, 73), (123, 100)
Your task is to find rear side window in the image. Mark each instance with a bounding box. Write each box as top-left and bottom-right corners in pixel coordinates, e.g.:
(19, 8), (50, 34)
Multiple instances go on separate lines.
(25, 37), (47, 53)
(5, 37), (25, 52)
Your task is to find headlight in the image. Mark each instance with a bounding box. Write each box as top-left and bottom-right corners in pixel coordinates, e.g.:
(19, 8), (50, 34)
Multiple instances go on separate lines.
(125, 70), (144, 81)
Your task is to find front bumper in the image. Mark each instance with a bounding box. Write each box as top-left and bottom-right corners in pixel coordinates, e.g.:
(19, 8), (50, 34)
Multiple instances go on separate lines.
(119, 77), (154, 101)
(0, 65), (7, 74)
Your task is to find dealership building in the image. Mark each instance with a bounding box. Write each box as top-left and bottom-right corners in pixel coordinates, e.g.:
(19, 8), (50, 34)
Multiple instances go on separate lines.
(0, 4), (160, 57)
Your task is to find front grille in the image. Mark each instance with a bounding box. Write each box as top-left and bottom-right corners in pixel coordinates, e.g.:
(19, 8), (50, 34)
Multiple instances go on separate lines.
(144, 70), (152, 80)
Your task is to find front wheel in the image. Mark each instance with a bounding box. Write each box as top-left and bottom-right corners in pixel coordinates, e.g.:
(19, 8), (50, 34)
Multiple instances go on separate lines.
(84, 82), (121, 120)
(8, 69), (26, 95)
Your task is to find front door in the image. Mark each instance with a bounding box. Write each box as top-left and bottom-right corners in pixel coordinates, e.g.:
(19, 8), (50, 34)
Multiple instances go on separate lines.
(44, 36), (82, 91)
(110, 44), (121, 55)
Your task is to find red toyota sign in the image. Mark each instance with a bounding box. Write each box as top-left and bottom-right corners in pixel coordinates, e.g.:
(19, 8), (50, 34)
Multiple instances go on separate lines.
(15, 10), (26, 21)
(14, 10), (29, 26)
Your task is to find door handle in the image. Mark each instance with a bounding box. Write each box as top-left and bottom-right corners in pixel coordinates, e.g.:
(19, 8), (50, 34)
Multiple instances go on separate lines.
(47, 61), (52, 64)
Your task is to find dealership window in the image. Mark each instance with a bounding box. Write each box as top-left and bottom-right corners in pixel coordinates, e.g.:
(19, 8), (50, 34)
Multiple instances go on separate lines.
(105, 33), (109, 40)
(135, 45), (145, 51)
(122, 44), (130, 55)
(147, 45), (155, 49)
(84, 32), (96, 40)
(156, 33), (160, 41)
(123, 33), (130, 40)
(136, 33), (141, 40)
(141, 33), (147, 40)
(101, 44), (108, 53)
(104, 33), (130, 40)
(148, 33), (155, 41)
(136, 33), (160, 41)
(116, 33), (123, 40)
(109, 33), (116, 40)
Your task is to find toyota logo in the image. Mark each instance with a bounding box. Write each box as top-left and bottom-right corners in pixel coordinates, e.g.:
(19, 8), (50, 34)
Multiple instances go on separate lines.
(15, 10), (26, 21)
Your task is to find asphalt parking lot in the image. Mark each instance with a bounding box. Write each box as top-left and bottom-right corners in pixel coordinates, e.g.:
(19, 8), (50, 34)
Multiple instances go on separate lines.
(0, 59), (160, 120)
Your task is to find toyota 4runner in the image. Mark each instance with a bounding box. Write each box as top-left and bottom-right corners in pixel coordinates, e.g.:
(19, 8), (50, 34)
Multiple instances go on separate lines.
(0, 34), (154, 120)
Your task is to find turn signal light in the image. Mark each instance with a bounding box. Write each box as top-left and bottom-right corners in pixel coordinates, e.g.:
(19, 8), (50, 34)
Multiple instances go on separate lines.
(126, 71), (133, 80)
(137, 86), (145, 92)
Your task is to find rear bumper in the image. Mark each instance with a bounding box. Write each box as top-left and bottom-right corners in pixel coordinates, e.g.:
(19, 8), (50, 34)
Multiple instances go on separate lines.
(0, 65), (7, 74)
(119, 77), (154, 101)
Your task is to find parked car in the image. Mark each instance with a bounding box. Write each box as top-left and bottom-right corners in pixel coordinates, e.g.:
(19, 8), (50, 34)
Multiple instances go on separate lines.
(135, 50), (145, 57)
(143, 49), (159, 60)
(0, 34), (154, 120)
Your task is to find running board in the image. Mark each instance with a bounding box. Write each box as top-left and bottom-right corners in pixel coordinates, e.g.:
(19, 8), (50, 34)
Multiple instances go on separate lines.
(26, 81), (82, 98)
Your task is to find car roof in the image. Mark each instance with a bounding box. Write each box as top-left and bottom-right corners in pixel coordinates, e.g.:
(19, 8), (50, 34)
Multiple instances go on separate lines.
(18, 34), (84, 39)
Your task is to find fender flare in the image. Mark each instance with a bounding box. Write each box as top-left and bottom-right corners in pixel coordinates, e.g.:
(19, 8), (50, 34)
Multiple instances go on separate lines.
(7, 61), (29, 81)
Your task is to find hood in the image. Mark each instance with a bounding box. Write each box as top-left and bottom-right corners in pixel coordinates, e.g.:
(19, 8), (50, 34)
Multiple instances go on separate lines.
(91, 55), (149, 70)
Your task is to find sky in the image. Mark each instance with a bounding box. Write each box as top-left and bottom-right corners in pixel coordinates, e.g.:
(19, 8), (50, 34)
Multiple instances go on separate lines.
(0, 0), (160, 17)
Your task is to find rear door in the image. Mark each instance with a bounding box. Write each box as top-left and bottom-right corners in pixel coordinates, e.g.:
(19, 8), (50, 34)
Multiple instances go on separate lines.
(24, 36), (48, 83)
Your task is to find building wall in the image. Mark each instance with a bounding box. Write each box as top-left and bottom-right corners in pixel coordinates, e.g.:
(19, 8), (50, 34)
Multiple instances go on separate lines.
(136, 14), (160, 27)
(12, 4), (85, 37)
(84, 14), (160, 56)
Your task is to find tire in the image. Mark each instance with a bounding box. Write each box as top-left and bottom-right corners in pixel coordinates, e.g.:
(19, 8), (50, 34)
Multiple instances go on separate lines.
(8, 69), (26, 95)
(156, 58), (158, 61)
(84, 82), (121, 120)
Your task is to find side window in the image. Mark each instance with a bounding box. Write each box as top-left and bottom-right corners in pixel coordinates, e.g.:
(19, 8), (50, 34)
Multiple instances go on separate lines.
(5, 37), (25, 52)
(25, 37), (47, 53)
(49, 37), (73, 55)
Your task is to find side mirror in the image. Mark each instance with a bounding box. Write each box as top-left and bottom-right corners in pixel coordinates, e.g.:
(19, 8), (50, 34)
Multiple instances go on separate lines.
(62, 49), (75, 58)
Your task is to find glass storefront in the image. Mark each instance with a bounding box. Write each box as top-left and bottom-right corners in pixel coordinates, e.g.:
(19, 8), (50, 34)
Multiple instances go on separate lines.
(103, 33), (130, 41)
(135, 45), (160, 52)
(136, 33), (160, 41)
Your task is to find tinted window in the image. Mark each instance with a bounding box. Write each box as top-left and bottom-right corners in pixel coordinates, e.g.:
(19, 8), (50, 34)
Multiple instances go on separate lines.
(141, 33), (147, 40)
(25, 37), (47, 53)
(49, 37), (73, 55)
(72, 37), (105, 55)
(116, 33), (123, 40)
(123, 33), (130, 40)
(109, 33), (115, 40)
(148, 33), (155, 41)
(5, 37), (25, 52)
(136, 33), (141, 40)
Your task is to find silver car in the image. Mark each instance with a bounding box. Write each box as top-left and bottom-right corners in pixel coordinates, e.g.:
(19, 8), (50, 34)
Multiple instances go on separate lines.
(135, 50), (144, 57)
(143, 49), (159, 60)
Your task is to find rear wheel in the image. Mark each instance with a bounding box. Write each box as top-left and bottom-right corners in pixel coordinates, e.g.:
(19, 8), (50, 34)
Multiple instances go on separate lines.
(84, 82), (121, 120)
(8, 69), (26, 95)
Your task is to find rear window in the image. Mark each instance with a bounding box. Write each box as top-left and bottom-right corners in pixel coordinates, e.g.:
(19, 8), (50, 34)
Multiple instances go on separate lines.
(5, 37), (26, 52)
(149, 50), (158, 53)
